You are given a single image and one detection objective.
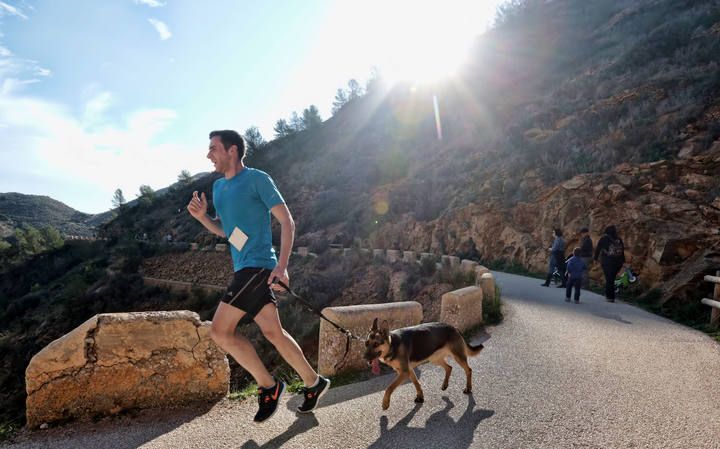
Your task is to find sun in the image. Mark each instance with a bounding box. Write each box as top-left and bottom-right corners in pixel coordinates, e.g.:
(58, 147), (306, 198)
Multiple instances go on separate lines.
(357, 0), (501, 86)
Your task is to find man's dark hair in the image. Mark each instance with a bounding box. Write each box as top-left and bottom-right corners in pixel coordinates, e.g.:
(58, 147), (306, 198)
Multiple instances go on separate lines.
(554, 228), (563, 237)
(573, 247), (582, 257)
(209, 130), (246, 160)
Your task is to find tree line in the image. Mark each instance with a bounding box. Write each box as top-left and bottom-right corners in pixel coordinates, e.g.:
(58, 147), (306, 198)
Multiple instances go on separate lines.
(109, 73), (383, 210)
(0, 225), (65, 268)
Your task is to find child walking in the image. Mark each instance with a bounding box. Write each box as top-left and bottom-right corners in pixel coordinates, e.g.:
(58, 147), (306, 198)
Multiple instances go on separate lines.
(565, 247), (587, 304)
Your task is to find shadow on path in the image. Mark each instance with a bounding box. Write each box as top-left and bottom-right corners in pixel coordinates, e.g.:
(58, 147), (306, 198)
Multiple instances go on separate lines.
(367, 395), (494, 449)
(590, 307), (633, 324)
(286, 369), (426, 411)
(7, 402), (218, 449)
(240, 415), (319, 449)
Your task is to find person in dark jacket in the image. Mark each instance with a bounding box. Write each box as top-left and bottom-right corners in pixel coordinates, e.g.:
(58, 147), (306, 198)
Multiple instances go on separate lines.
(578, 227), (593, 289)
(541, 228), (566, 287)
(594, 225), (626, 302)
(565, 247), (587, 303)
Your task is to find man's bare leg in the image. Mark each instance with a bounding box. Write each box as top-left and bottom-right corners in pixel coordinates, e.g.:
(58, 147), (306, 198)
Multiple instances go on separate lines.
(253, 303), (318, 386)
(209, 302), (275, 388)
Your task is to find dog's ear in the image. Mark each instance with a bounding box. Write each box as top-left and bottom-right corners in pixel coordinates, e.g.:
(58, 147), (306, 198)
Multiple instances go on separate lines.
(380, 320), (390, 334)
(371, 317), (378, 331)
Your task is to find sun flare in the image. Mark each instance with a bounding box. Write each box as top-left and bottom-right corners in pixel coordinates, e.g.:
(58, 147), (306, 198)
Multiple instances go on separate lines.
(341, 0), (500, 86)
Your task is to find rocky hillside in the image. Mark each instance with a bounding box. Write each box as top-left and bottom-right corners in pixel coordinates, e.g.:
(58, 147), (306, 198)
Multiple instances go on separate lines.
(102, 0), (720, 303)
(368, 149), (720, 304)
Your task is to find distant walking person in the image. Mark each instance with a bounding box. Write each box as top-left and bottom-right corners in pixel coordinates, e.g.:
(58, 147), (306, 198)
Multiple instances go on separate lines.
(541, 228), (566, 287)
(594, 225), (626, 302)
(187, 130), (330, 423)
(564, 247), (586, 303)
(578, 227), (593, 289)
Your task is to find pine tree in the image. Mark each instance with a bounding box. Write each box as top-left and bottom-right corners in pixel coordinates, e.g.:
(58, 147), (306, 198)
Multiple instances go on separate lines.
(348, 79), (364, 100)
(112, 188), (126, 209)
(332, 88), (349, 115)
(177, 170), (192, 185)
(302, 105), (322, 129)
(244, 126), (265, 154)
(273, 119), (293, 138)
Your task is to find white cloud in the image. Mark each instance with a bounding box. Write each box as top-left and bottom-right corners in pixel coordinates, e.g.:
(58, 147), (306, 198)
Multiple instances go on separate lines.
(0, 43), (49, 94)
(0, 47), (51, 79)
(1, 77), (38, 94)
(0, 91), (205, 213)
(147, 18), (171, 40)
(0, 1), (28, 19)
(83, 91), (113, 125)
(135, 0), (166, 7)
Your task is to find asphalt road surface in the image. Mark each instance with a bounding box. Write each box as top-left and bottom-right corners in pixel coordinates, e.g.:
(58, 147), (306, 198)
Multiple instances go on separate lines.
(6, 271), (720, 449)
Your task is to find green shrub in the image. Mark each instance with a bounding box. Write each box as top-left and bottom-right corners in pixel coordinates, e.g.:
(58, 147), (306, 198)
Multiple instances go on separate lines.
(483, 285), (503, 325)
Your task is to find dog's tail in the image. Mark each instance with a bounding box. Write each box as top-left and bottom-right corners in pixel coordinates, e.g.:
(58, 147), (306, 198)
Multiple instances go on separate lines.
(466, 342), (484, 357)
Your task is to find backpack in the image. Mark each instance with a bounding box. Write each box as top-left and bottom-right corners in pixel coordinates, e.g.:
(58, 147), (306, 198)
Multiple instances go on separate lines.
(606, 237), (624, 258)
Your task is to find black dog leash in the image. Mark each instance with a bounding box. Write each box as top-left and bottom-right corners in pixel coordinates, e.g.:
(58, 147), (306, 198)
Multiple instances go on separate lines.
(275, 280), (363, 371)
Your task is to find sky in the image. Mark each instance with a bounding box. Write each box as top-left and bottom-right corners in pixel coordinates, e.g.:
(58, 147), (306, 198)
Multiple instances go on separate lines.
(0, 0), (505, 214)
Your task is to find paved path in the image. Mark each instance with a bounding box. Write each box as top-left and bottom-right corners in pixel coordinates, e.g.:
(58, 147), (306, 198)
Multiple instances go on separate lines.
(6, 272), (720, 449)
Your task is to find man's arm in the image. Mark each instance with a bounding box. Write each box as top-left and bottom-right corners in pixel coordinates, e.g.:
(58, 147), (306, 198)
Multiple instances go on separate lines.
(268, 203), (295, 288)
(187, 191), (226, 237)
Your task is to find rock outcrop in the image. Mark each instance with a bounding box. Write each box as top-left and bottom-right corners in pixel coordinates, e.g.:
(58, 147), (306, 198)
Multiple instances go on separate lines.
(369, 150), (720, 304)
(25, 311), (229, 428)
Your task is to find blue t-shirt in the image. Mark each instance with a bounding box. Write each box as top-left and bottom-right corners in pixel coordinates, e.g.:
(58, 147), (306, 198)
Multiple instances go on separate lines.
(212, 168), (285, 272)
(565, 256), (587, 279)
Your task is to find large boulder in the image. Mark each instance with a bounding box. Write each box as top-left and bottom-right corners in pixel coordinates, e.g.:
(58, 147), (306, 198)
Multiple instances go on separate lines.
(25, 311), (229, 428)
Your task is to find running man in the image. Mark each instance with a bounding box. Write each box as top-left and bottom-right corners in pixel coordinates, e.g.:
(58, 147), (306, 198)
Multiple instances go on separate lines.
(187, 129), (330, 423)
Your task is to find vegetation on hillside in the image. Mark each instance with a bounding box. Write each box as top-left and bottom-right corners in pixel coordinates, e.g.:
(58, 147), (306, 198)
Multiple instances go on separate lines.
(0, 193), (98, 237)
(3, 0), (720, 436)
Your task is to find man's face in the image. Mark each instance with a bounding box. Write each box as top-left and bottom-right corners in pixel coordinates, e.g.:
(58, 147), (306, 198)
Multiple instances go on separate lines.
(207, 136), (231, 173)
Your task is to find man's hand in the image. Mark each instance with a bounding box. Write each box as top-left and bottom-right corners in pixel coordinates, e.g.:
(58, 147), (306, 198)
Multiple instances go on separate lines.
(268, 265), (289, 291)
(187, 191), (208, 220)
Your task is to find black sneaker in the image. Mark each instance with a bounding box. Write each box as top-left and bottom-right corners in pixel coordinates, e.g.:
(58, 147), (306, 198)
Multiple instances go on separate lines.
(254, 380), (285, 423)
(297, 375), (331, 413)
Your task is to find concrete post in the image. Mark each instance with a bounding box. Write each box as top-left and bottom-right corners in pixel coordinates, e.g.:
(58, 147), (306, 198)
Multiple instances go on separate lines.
(403, 251), (417, 264)
(386, 250), (400, 263)
(461, 259), (479, 272)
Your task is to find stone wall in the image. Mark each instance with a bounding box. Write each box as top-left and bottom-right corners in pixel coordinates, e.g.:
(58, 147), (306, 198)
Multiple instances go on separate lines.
(140, 247), (496, 378)
(25, 311), (229, 428)
(317, 270), (497, 376)
(318, 302), (423, 377)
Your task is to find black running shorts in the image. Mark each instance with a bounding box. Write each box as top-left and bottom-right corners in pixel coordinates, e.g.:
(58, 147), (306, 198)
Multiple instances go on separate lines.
(221, 267), (277, 320)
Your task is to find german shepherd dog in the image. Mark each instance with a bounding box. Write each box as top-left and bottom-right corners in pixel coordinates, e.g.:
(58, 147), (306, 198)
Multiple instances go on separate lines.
(364, 318), (484, 410)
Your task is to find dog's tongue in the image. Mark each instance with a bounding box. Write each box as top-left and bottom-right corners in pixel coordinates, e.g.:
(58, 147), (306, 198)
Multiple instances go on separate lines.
(371, 358), (380, 375)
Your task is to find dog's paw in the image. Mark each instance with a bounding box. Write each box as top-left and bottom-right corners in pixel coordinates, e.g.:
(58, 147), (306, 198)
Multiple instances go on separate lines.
(463, 388), (472, 395)
(414, 396), (424, 403)
(441, 383), (449, 391)
(382, 401), (390, 410)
